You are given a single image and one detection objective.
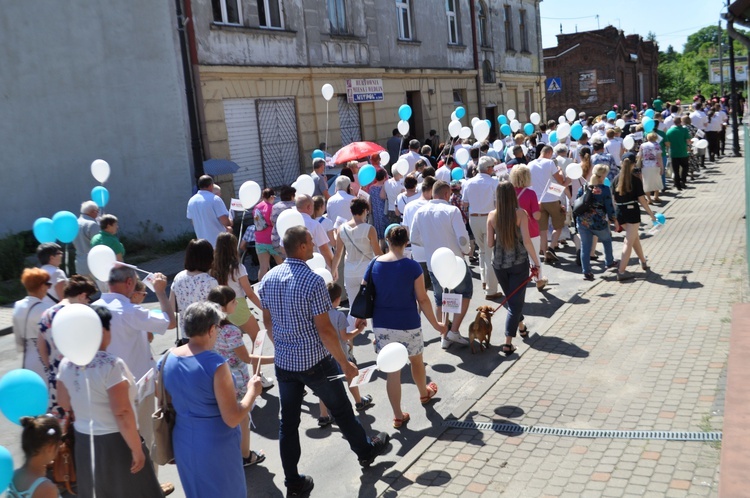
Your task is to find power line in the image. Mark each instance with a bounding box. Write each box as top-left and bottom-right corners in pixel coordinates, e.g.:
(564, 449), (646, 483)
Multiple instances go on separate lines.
(540, 15), (598, 20)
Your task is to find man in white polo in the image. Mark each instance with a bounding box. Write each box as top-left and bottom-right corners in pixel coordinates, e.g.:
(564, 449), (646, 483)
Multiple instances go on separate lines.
(186, 175), (232, 247)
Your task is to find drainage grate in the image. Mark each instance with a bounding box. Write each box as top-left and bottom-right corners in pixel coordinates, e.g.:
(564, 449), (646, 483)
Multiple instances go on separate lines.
(442, 420), (722, 442)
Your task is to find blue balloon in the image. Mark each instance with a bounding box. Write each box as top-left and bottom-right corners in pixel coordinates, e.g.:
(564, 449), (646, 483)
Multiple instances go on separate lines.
(91, 186), (110, 208)
(451, 167), (464, 181)
(642, 117), (655, 133)
(500, 124), (512, 136)
(52, 210), (79, 243)
(644, 109), (655, 119)
(523, 123), (535, 136)
(358, 164), (376, 187)
(497, 115), (508, 125)
(604, 177), (611, 187)
(655, 213), (666, 225)
(311, 149), (325, 159)
(0, 369), (48, 426)
(0, 446), (11, 494)
(570, 123), (583, 141)
(607, 110), (617, 120)
(398, 104), (412, 121)
(33, 217), (55, 243)
(455, 106), (466, 119)
(485, 119), (492, 129)
(549, 131), (558, 144)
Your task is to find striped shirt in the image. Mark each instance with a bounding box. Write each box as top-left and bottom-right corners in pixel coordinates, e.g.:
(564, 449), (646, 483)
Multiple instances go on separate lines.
(258, 258), (332, 371)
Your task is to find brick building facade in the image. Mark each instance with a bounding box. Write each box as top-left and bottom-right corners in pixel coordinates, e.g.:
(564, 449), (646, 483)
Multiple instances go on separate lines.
(542, 26), (658, 119)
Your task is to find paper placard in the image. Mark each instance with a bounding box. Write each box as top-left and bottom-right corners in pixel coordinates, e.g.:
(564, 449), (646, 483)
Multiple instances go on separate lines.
(656, 135), (663, 144)
(546, 183), (566, 198)
(230, 198), (244, 211)
(136, 368), (155, 404)
(357, 189), (371, 203)
(142, 273), (156, 292)
(696, 129), (705, 138)
(349, 365), (377, 387)
(253, 328), (267, 356)
(441, 293), (462, 314)
(334, 216), (348, 229)
(631, 131), (644, 141)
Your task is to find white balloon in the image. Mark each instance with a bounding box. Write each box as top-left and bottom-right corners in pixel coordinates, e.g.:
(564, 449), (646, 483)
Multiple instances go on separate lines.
(321, 83), (334, 101)
(376, 342), (409, 373)
(88, 245), (117, 282)
(440, 256), (467, 290)
(306, 253), (326, 270)
(492, 139), (504, 153)
(558, 115), (567, 125)
(294, 175), (315, 197)
(696, 139), (709, 149)
(313, 268), (333, 285)
(459, 126), (472, 139)
(566, 163), (583, 180)
(510, 120), (521, 133)
(379, 151), (391, 166)
(507, 109), (516, 120)
(473, 121), (490, 142)
(455, 148), (470, 166)
(430, 248), (463, 289)
(451, 111), (458, 121)
(394, 159), (410, 176)
(471, 117), (480, 126)
(91, 159), (110, 183)
(530, 112), (541, 125)
(623, 136), (635, 150)
(398, 119), (410, 135)
(521, 145), (528, 156)
(448, 120), (462, 138)
(52, 304), (103, 366)
(239, 181), (261, 209)
(557, 123), (571, 141)
(276, 209), (305, 241)
(565, 108), (577, 122)
(616, 119), (626, 128)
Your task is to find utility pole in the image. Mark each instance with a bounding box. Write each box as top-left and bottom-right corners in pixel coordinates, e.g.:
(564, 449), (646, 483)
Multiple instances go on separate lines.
(728, 0), (741, 156)
(719, 20), (724, 97)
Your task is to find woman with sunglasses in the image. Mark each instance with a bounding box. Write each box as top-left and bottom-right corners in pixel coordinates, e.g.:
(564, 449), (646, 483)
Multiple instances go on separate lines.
(13, 268), (53, 381)
(612, 155), (657, 281)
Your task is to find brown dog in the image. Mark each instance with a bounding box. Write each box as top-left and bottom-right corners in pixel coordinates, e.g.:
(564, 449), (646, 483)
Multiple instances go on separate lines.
(468, 305), (494, 353)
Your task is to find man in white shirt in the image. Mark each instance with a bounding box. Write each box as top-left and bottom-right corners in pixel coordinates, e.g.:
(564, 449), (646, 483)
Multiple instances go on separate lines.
(398, 139), (429, 174)
(705, 103), (724, 162)
(528, 146), (567, 263)
(383, 170), (405, 224)
(295, 194), (334, 272)
(186, 175), (231, 247)
(403, 177), (435, 288)
(73, 201), (100, 279)
(326, 176), (355, 224)
(462, 157), (500, 299)
(690, 102), (708, 168)
(395, 176), (421, 217)
(310, 158), (330, 199)
(95, 266), (175, 470)
(411, 180), (471, 349)
(435, 161), (453, 183)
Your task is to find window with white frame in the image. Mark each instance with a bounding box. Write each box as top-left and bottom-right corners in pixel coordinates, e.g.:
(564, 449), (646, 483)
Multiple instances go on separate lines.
(328, 0), (347, 34)
(212, 0), (242, 25)
(478, 1), (489, 48)
(446, 0), (459, 45)
(396, 0), (413, 40)
(258, 0), (282, 29)
(503, 5), (514, 51)
(520, 10), (529, 51)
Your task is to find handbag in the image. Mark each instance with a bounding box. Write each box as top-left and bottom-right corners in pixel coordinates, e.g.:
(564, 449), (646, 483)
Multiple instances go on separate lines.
(350, 258), (377, 319)
(51, 414), (76, 495)
(572, 183), (594, 217)
(151, 350), (176, 465)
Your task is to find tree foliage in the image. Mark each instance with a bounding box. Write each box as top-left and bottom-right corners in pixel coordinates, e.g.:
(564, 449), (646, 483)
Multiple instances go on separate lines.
(658, 24), (748, 101)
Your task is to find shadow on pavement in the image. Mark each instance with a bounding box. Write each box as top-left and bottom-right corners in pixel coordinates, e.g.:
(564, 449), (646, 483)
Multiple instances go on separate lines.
(493, 405), (526, 419)
(646, 272), (704, 289)
(525, 333), (589, 358)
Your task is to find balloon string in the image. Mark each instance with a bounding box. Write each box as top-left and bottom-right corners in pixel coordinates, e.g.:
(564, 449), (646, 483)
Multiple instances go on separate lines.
(64, 244), (70, 277)
(114, 262), (150, 275)
(237, 211), (245, 252)
(325, 101), (329, 162)
(86, 371), (96, 498)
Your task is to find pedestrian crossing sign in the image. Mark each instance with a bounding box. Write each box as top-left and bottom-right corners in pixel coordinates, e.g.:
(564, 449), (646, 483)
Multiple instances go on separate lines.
(546, 77), (562, 93)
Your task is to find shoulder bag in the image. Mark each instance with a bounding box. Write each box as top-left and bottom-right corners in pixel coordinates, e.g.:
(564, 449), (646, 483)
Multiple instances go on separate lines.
(19, 302), (42, 368)
(350, 258), (377, 319)
(572, 183), (594, 218)
(51, 413), (76, 495)
(152, 350), (176, 465)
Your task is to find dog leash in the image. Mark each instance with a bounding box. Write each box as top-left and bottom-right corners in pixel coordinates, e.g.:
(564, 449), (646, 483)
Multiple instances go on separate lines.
(491, 267), (538, 314)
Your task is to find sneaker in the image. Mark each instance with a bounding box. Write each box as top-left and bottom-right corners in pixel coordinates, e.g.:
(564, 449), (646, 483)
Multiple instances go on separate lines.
(286, 475), (314, 497)
(617, 271), (635, 282)
(446, 330), (469, 345)
(583, 273), (594, 281)
(535, 278), (548, 291)
(606, 260), (620, 270)
(441, 336), (451, 350)
(260, 373), (275, 390)
(359, 432), (390, 468)
(544, 249), (559, 262)
(355, 394), (374, 411)
(318, 416), (334, 427)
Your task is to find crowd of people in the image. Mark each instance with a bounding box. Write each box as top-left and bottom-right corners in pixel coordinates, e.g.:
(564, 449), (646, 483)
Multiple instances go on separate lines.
(9, 93), (731, 497)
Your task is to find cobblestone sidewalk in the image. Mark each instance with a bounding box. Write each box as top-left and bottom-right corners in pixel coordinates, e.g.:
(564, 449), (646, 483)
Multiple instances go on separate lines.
(379, 157), (745, 497)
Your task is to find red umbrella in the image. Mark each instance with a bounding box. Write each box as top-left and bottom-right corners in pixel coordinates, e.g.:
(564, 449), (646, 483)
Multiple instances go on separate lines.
(331, 141), (385, 165)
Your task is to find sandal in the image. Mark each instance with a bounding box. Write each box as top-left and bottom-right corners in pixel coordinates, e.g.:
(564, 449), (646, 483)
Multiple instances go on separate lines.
(420, 382), (438, 405)
(242, 450), (266, 467)
(519, 325), (529, 339)
(393, 412), (410, 428)
(501, 344), (517, 356)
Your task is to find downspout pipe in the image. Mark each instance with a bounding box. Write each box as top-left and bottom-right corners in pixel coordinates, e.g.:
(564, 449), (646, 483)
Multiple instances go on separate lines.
(469, 2), (483, 115)
(725, 17), (747, 156)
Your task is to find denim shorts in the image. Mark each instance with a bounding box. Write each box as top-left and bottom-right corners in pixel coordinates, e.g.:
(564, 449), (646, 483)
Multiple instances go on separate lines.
(256, 243), (280, 255)
(429, 260), (473, 307)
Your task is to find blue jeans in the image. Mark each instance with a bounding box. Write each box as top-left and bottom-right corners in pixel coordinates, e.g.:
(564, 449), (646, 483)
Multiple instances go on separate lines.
(276, 356), (374, 486)
(492, 261), (528, 337)
(577, 223), (614, 274)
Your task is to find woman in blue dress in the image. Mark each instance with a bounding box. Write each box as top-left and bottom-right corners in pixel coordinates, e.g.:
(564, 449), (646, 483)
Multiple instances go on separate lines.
(160, 302), (262, 498)
(368, 168), (389, 244)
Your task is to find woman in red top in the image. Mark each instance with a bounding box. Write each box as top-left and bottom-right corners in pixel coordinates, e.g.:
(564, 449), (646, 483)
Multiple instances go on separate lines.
(252, 188), (282, 280)
(510, 165), (547, 291)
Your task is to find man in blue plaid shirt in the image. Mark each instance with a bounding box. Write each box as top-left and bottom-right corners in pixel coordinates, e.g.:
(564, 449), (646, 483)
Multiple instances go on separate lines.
(259, 226), (389, 497)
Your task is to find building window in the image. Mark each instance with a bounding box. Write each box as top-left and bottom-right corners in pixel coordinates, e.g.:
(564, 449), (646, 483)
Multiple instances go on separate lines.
(483, 60), (495, 83)
(212, 0), (242, 25)
(258, 0), (282, 29)
(396, 0), (413, 40)
(327, 0), (347, 34)
(520, 10), (529, 52)
(446, 0), (459, 45)
(453, 90), (465, 106)
(524, 89), (534, 116)
(503, 5), (514, 51)
(478, 1), (489, 48)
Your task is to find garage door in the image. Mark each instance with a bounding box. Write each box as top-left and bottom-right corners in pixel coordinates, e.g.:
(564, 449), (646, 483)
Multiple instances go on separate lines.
(338, 95), (361, 146)
(223, 98), (262, 193)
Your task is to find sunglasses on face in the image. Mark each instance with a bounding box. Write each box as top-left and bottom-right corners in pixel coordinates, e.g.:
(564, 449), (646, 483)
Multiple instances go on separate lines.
(633, 168), (642, 173)
(45, 282), (53, 287)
